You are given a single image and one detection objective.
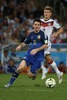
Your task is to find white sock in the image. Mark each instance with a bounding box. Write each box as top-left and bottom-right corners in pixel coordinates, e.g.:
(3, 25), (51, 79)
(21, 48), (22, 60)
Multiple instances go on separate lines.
(41, 65), (48, 74)
(50, 61), (60, 75)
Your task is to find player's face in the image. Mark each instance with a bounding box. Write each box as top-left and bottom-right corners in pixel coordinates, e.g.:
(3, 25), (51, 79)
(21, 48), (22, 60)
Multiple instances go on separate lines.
(33, 21), (41, 32)
(44, 10), (52, 20)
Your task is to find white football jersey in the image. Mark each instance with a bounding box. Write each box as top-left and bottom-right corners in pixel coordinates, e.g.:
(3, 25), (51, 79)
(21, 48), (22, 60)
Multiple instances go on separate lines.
(40, 18), (61, 55)
(40, 18), (61, 46)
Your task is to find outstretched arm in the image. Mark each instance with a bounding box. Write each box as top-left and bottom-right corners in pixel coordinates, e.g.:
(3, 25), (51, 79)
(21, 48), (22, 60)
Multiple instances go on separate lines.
(16, 42), (26, 51)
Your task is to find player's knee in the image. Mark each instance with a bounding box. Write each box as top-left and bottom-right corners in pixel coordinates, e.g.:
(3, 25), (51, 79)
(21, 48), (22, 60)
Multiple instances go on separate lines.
(28, 71), (36, 79)
(17, 65), (25, 73)
(46, 58), (53, 65)
(45, 55), (53, 65)
(28, 72), (33, 78)
(28, 73), (32, 78)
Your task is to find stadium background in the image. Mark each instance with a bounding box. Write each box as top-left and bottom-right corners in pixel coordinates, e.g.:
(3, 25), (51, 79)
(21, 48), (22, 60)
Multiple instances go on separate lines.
(0, 0), (67, 73)
(0, 1), (67, 100)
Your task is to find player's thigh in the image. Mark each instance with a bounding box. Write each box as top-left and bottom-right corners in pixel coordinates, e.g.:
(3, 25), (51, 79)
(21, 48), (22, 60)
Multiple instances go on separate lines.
(28, 61), (41, 78)
(17, 60), (27, 72)
(45, 54), (53, 64)
(31, 61), (41, 74)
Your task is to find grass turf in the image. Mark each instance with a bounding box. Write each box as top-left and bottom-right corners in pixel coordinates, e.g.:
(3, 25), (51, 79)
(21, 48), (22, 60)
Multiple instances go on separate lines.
(0, 73), (67, 100)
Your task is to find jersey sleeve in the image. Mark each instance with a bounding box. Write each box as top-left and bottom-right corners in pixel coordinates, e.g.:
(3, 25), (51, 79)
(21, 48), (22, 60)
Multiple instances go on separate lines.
(24, 33), (32, 44)
(53, 20), (61, 29)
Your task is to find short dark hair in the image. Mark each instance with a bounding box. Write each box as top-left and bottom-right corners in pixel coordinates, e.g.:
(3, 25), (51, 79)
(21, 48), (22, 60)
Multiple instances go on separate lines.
(44, 6), (53, 13)
(4, 50), (8, 53)
(33, 19), (41, 25)
(9, 59), (14, 62)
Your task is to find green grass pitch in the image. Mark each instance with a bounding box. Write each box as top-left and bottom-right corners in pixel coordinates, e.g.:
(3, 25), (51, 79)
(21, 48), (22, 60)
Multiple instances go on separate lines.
(0, 73), (67, 100)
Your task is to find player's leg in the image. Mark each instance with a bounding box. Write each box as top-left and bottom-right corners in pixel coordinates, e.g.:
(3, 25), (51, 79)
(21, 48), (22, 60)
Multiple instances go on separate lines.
(41, 46), (51, 80)
(4, 60), (27, 87)
(45, 55), (63, 84)
(41, 61), (48, 80)
(28, 70), (36, 80)
(28, 60), (41, 80)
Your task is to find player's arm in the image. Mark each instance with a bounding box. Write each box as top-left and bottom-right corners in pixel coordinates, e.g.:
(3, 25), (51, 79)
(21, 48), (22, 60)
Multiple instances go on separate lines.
(55, 27), (63, 36)
(16, 42), (26, 51)
(51, 20), (64, 38)
(30, 44), (48, 55)
(16, 33), (32, 51)
(51, 27), (64, 38)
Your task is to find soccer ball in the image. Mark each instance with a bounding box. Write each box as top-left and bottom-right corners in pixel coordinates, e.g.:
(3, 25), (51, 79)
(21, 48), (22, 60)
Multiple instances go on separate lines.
(45, 78), (56, 88)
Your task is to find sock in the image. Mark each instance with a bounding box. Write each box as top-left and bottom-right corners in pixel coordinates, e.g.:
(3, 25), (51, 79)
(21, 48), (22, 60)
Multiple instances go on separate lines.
(41, 65), (48, 74)
(50, 61), (60, 75)
(9, 71), (19, 85)
(9, 77), (16, 85)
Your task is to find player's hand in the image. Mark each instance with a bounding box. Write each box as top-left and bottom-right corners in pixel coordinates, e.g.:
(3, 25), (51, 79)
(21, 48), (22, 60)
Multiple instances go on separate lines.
(30, 49), (38, 55)
(16, 45), (21, 51)
(51, 33), (58, 38)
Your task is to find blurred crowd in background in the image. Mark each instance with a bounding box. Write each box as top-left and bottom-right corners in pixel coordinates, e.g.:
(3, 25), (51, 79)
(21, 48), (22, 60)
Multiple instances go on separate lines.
(0, 0), (67, 46)
(0, 0), (67, 74)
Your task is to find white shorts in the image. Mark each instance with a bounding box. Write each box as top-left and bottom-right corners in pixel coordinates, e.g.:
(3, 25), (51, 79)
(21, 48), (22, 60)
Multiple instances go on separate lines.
(44, 45), (51, 57)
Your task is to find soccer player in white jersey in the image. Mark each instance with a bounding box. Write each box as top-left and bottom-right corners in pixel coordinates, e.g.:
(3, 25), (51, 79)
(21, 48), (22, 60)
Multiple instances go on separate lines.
(40, 6), (64, 84)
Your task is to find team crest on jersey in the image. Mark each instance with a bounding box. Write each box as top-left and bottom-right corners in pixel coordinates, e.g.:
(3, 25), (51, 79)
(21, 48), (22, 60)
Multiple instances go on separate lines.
(37, 35), (41, 39)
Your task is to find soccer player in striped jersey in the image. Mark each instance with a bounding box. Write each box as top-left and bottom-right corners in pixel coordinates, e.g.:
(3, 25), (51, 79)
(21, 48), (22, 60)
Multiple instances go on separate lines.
(40, 6), (64, 84)
(4, 19), (48, 88)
